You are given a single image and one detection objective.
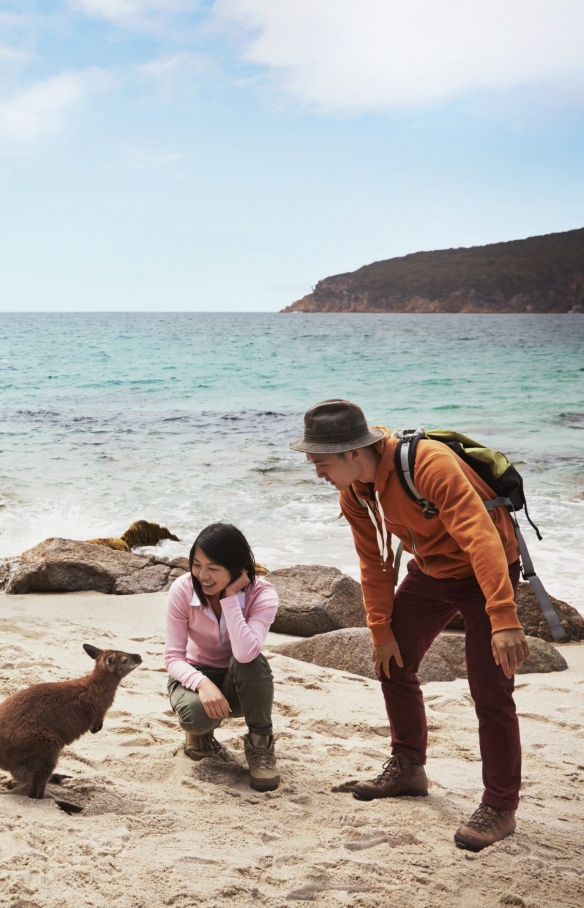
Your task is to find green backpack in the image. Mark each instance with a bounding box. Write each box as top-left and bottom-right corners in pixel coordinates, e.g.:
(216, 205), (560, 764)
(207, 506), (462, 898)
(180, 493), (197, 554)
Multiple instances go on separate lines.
(392, 428), (565, 641)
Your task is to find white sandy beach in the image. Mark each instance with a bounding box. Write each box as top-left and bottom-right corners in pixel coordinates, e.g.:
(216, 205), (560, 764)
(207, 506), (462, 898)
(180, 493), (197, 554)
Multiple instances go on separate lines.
(0, 589), (583, 908)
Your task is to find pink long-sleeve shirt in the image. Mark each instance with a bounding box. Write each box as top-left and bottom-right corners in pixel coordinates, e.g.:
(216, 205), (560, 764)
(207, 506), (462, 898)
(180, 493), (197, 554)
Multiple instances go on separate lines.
(164, 572), (279, 691)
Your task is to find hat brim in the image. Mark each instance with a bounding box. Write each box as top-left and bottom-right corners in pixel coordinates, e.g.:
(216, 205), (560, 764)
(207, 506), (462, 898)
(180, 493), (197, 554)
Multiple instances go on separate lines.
(288, 428), (385, 454)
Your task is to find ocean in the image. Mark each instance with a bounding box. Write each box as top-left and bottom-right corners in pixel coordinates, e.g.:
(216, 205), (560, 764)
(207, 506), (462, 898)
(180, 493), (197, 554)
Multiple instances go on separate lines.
(1, 312), (583, 613)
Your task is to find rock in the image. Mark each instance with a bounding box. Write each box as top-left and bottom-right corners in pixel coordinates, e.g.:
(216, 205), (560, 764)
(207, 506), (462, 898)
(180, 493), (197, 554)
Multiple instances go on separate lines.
(269, 628), (567, 681)
(516, 636), (568, 673)
(3, 538), (187, 595)
(446, 582), (584, 643)
(86, 537), (131, 552)
(514, 583), (584, 642)
(418, 635), (466, 683)
(0, 558), (18, 591)
(168, 556), (190, 573)
(270, 627), (376, 678)
(419, 634), (567, 680)
(266, 565), (366, 636)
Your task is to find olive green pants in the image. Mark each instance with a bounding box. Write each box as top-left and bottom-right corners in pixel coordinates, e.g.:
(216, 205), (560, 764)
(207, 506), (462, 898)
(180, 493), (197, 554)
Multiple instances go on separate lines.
(167, 654), (273, 737)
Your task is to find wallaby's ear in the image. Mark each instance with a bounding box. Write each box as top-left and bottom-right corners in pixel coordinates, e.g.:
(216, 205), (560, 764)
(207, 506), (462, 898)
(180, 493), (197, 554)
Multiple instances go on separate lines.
(106, 654), (116, 666)
(83, 644), (101, 660)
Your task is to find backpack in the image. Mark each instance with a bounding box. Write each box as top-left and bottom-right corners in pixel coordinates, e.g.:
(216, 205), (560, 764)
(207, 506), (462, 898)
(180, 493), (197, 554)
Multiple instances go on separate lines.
(393, 428), (565, 640)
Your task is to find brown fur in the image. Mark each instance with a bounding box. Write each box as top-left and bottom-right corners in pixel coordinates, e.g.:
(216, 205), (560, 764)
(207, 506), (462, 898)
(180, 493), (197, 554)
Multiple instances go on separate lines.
(120, 520), (179, 549)
(86, 520), (179, 552)
(0, 645), (141, 800)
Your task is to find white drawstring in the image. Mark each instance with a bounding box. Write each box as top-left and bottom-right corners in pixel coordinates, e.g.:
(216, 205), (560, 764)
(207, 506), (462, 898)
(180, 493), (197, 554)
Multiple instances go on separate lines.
(376, 491), (390, 568)
(363, 492), (389, 570)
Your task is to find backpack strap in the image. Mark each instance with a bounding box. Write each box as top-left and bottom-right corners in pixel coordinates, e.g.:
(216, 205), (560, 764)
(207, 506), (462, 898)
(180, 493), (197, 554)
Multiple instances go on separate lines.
(484, 499), (566, 640)
(393, 540), (404, 586)
(395, 430), (439, 519)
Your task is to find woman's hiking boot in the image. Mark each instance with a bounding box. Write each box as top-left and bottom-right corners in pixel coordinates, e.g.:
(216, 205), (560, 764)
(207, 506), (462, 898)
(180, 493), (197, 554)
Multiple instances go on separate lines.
(352, 753), (428, 801)
(244, 733), (280, 791)
(454, 804), (516, 851)
(184, 731), (228, 762)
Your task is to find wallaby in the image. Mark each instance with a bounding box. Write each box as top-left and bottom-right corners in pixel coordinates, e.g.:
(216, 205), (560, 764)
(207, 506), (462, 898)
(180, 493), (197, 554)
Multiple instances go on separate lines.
(0, 644), (141, 805)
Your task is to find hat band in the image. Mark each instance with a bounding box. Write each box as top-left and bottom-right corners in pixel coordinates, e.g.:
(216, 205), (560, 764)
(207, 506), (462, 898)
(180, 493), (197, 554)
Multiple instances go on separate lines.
(304, 426), (369, 443)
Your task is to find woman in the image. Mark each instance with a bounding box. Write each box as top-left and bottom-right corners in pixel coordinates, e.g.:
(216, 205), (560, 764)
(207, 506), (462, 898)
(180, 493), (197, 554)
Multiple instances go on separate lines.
(165, 522), (280, 791)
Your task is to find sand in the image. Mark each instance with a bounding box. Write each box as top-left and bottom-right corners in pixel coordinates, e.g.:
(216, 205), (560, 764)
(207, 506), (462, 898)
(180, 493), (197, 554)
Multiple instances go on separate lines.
(0, 589), (583, 908)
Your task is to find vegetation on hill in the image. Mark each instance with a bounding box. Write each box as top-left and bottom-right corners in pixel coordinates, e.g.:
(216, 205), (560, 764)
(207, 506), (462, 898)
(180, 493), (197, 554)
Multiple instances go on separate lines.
(282, 228), (584, 313)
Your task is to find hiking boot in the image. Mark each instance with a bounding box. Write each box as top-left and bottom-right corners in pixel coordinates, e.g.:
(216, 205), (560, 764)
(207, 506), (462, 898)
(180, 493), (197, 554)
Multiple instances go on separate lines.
(184, 731), (228, 762)
(244, 733), (280, 792)
(352, 753), (428, 801)
(454, 804), (516, 851)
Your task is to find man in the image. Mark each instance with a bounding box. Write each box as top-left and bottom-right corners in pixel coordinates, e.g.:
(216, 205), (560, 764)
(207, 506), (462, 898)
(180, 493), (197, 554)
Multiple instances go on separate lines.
(289, 399), (530, 851)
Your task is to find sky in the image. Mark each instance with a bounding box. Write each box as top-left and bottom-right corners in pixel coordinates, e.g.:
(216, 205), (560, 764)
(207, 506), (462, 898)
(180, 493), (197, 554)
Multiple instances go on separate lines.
(0, 1), (583, 312)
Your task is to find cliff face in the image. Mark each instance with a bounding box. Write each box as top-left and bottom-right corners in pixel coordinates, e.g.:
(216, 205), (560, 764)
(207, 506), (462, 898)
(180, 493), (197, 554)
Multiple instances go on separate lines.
(282, 228), (584, 314)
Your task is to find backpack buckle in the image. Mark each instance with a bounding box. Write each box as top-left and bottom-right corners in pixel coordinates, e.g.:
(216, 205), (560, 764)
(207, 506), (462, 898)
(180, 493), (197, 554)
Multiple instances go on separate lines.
(422, 500), (439, 519)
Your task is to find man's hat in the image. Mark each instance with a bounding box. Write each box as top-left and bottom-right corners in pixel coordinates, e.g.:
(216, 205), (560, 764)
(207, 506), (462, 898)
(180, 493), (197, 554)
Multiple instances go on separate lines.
(288, 399), (385, 454)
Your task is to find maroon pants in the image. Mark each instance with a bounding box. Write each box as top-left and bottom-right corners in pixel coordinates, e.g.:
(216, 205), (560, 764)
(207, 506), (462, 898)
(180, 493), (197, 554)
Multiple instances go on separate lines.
(381, 559), (521, 811)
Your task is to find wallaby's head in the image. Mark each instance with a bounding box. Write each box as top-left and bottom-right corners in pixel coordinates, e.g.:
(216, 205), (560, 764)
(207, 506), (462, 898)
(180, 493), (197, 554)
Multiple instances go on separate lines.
(83, 644), (142, 679)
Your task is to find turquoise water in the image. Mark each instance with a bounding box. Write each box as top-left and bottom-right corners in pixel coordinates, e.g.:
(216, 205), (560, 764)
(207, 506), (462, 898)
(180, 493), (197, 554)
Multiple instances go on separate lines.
(1, 313), (583, 610)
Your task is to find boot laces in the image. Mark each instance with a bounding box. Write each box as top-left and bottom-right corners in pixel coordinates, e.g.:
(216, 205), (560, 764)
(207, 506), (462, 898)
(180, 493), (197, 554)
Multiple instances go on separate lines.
(198, 732), (227, 760)
(466, 804), (505, 832)
(248, 740), (275, 770)
(373, 755), (402, 786)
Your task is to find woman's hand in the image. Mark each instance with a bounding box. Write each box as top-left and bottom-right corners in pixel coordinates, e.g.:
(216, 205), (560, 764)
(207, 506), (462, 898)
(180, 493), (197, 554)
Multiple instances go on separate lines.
(197, 677), (231, 719)
(224, 568), (250, 599)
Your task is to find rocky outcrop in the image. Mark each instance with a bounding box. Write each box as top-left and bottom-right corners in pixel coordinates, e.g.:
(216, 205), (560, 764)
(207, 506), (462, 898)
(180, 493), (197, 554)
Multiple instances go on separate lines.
(1, 538), (188, 595)
(86, 537), (132, 552)
(446, 582), (584, 643)
(266, 565), (366, 636)
(269, 628), (568, 682)
(270, 627), (375, 678)
(282, 228), (584, 314)
(514, 583), (584, 642)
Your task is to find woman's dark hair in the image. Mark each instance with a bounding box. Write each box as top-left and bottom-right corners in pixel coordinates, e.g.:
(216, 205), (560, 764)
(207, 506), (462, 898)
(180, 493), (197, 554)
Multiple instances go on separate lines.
(189, 522), (257, 602)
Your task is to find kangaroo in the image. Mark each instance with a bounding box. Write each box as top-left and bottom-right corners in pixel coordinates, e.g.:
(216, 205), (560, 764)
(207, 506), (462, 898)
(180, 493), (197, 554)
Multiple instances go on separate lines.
(0, 644), (141, 804)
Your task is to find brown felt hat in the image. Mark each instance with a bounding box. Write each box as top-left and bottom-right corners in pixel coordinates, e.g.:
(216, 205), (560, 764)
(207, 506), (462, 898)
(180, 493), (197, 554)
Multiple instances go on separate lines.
(289, 399), (385, 453)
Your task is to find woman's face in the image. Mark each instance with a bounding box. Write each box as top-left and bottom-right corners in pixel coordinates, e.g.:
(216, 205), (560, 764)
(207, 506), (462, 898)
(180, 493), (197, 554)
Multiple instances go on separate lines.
(191, 546), (232, 598)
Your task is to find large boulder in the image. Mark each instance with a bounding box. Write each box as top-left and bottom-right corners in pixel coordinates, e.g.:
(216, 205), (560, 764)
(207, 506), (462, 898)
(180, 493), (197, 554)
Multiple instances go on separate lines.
(269, 628), (568, 682)
(514, 583), (584, 642)
(446, 582), (584, 643)
(266, 565), (366, 636)
(2, 538), (188, 595)
(270, 627), (376, 678)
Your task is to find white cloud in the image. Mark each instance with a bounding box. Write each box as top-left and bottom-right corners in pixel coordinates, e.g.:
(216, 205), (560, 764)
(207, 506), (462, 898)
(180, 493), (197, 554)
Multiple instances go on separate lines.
(69, 0), (195, 28)
(0, 69), (112, 143)
(140, 51), (207, 81)
(214, 0), (584, 111)
(0, 46), (33, 80)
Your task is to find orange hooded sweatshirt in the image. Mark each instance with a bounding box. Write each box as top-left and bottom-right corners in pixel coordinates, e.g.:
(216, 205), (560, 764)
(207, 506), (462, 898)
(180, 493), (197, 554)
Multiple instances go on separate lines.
(339, 431), (521, 646)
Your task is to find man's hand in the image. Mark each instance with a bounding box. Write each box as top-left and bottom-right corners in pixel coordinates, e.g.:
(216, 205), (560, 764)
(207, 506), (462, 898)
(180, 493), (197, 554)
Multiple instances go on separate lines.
(491, 628), (530, 679)
(373, 641), (403, 680)
(224, 568), (250, 599)
(197, 678), (232, 719)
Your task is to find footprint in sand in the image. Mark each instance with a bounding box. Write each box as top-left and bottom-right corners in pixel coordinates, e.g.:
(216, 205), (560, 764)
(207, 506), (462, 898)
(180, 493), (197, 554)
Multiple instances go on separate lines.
(344, 832), (390, 850)
(274, 703), (300, 717)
